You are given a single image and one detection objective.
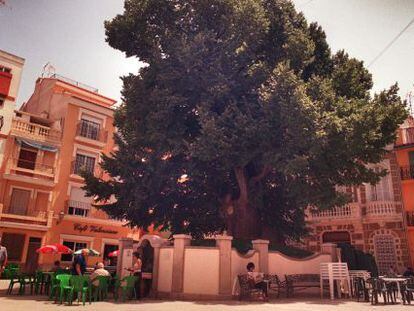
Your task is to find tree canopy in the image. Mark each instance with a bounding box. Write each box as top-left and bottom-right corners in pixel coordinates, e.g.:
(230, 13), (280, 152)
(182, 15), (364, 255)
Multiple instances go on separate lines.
(83, 0), (407, 241)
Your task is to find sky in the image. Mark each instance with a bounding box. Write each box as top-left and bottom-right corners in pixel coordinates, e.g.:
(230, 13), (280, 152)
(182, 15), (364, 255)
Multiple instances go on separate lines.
(1, 0), (414, 107)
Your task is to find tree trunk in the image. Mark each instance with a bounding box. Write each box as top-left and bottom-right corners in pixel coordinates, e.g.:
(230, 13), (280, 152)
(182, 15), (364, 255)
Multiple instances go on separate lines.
(231, 198), (261, 239)
(231, 167), (261, 239)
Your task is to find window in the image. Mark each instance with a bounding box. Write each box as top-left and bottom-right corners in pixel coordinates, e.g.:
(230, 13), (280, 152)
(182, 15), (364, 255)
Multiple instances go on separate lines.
(9, 188), (31, 215)
(367, 168), (392, 202)
(0, 66), (11, 73)
(78, 119), (100, 140)
(68, 201), (89, 217)
(374, 234), (397, 275)
(68, 188), (92, 217)
(1, 233), (25, 261)
(0, 97), (4, 107)
(17, 148), (37, 170)
(61, 241), (87, 262)
(74, 153), (95, 175)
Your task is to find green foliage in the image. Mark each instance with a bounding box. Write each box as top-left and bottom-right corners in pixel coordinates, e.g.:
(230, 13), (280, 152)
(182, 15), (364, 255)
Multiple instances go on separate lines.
(83, 0), (408, 240)
(338, 243), (378, 276)
(232, 239), (253, 254)
(190, 239), (217, 247)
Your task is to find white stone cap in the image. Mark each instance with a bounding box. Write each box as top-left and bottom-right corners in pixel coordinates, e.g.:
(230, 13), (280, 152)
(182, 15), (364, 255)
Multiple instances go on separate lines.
(215, 235), (233, 241)
(252, 239), (270, 244)
(172, 234), (192, 239)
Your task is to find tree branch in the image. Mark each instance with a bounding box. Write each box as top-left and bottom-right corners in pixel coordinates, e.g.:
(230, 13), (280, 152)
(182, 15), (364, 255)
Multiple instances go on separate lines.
(234, 166), (248, 202)
(251, 165), (271, 183)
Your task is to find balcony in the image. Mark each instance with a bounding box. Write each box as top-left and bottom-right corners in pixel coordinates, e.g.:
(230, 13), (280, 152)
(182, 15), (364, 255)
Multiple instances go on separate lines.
(365, 201), (398, 217)
(0, 203), (54, 231)
(4, 157), (56, 186)
(396, 127), (414, 146)
(307, 203), (360, 221)
(76, 120), (108, 144)
(10, 119), (61, 145)
(70, 160), (104, 179)
(400, 165), (414, 180)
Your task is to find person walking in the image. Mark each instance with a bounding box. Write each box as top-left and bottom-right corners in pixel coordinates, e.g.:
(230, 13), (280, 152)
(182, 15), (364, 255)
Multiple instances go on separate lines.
(72, 249), (88, 275)
(0, 237), (7, 276)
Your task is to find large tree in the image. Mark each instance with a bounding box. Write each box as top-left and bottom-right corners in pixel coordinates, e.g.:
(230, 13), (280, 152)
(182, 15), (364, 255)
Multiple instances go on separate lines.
(84, 0), (407, 241)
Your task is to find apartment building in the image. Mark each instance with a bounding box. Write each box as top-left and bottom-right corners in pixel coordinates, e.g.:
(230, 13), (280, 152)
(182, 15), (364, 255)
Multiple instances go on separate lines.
(394, 116), (414, 266)
(0, 72), (139, 272)
(305, 152), (410, 275)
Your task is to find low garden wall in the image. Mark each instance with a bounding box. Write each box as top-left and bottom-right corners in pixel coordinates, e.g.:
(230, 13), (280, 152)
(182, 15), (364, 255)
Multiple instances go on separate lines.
(118, 234), (337, 300)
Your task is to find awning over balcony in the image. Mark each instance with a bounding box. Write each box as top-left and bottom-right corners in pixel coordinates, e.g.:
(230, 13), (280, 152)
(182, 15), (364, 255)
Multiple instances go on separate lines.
(16, 138), (58, 152)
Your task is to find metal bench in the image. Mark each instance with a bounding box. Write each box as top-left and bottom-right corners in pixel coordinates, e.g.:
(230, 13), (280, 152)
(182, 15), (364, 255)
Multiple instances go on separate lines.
(285, 274), (320, 297)
(237, 274), (266, 301)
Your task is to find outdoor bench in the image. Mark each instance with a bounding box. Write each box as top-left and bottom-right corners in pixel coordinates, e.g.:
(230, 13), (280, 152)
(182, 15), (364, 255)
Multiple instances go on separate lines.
(285, 274), (320, 297)
(238, 273), (282, 300)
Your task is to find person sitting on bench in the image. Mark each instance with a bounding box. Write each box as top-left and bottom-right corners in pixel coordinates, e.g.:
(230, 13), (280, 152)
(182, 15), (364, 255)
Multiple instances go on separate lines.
(246, 262), (268, 298)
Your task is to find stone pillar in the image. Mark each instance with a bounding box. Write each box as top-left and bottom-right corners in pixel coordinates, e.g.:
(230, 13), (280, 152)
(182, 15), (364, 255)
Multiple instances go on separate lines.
(151, 245), (161, 295)
(117, 237), (134, 279)
(216, 235), (233, 296)
(171, 234), (191, 294)
(321, 243), (338, 262)
(252, 239), (269, 273)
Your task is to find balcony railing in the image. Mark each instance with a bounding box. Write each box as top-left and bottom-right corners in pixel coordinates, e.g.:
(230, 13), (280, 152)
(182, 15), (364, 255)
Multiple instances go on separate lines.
(49, 73), (99, 93)
(70, 160), (104, 178)
(76, 120), (107, 143)
(396, 127), (414, 146)
(14, 158), (55, 175)
(366, 201), (397, 217)
(0, 203), (54, 229)
(11, 119), (61, 144)
(401, 165), (414, 180)
(307, 203), (359, 221)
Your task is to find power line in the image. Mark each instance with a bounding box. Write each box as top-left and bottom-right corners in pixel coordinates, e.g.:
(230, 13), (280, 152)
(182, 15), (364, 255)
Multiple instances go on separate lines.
(368, 16), (414, 68)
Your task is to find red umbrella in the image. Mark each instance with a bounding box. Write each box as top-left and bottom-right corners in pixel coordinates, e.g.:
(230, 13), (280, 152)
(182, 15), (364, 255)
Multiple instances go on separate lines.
(108, 250), (120, 257)
(36, 243), (73, 254)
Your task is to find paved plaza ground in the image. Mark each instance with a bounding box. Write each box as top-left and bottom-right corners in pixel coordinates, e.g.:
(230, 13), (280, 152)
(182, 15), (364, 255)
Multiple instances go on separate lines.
(0, 280), (408, 310)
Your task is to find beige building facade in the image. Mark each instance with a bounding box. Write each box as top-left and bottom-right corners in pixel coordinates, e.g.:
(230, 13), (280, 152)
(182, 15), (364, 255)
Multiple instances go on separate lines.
(305, 153), (410, 274)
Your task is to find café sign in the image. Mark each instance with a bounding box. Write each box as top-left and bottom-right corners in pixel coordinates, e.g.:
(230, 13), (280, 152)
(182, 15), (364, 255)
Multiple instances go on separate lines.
(73, 223), (118, 235)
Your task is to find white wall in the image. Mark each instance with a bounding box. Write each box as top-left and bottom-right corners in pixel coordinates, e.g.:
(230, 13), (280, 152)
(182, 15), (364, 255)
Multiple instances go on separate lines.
(183, 247), (219, 295)
(158, 247), (174, 293)
(231, 249), (259, 282)
(268, 252), (332, 278)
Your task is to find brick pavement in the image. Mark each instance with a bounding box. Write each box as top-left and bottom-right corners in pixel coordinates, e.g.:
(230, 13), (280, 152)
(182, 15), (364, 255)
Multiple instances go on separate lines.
(0, 280), (407, 311)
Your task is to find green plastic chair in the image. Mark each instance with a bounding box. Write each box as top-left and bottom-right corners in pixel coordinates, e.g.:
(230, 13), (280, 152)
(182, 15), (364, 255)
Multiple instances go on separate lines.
(17, 273), (35, 295)
(112, 276), (121, 301)
(67, 275), (91, 305)
(6, 269), (20, 294)
(120, 275), (138, 302)
(33, 271), (45, 294)
(55, 274), (72, 304)
(93, 276), (110, 301)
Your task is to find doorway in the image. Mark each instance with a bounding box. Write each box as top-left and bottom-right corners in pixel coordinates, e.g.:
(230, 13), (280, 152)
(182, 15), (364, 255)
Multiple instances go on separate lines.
(25, 237), (41, 273)
(322, 231), (351, 244)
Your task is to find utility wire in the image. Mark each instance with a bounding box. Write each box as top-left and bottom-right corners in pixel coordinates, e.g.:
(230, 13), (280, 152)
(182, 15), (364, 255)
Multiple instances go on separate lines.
(368, 16), (414, 68)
